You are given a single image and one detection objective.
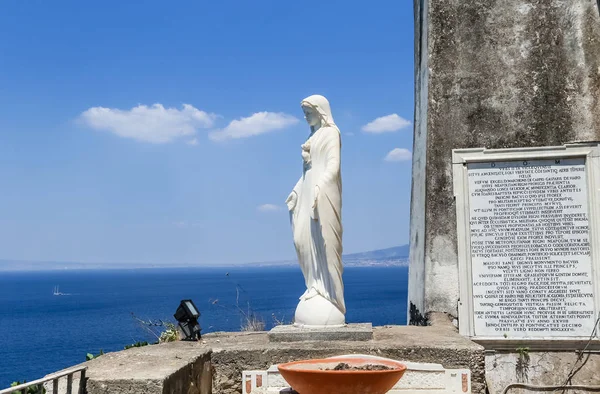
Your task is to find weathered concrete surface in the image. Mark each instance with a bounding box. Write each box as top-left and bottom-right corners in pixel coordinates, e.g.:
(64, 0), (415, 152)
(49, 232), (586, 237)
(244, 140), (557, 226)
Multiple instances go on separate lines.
(409, 0), (600, 321)
(41, 322), (483, 394)
(268, 323), (373, 342)
(44, 342), (212, 394)
(208, 321), (485, 394)
(485, 351), (600, 394)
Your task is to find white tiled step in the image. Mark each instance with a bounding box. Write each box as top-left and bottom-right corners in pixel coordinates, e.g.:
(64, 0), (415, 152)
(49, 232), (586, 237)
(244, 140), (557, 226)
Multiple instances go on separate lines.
(242, 354), (471, 394)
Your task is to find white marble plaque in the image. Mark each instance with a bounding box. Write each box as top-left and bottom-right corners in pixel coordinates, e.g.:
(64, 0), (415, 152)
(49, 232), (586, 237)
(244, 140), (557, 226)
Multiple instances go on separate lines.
(467, 157), (595, 337)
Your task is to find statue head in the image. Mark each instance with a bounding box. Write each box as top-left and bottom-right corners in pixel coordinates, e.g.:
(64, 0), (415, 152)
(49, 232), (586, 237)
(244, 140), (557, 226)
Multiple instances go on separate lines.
(300, 95), (336, 130)
(302, 105), (321, 128)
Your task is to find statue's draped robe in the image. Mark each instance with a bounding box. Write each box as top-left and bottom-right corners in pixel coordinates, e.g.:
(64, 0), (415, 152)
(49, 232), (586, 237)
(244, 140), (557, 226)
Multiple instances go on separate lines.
(290, 97), (345, 314)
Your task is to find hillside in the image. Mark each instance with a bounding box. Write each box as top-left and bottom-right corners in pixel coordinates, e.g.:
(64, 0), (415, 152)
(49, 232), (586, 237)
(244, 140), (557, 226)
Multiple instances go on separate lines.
(0, 244), (410, 271)
(343, 245), (410, 261)
(250, 244), (410, 268)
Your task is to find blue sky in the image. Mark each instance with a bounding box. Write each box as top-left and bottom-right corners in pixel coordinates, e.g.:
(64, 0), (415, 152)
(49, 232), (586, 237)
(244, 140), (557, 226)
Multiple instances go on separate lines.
(0, 1), (414, 266)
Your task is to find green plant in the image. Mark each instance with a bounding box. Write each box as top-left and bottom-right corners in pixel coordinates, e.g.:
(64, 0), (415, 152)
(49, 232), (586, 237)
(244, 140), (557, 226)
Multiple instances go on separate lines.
(10, 381), (46, 394)
(124, 341), (149, 350)
(515, 346), (530, 382)
(159, 322), (180, 343)
(516, 346), (530, 357)
(86, 349), (104, 361)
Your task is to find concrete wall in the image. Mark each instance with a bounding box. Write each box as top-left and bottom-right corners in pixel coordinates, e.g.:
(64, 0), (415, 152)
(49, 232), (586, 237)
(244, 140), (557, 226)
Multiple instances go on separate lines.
(213, 346), (484, 394)
(408, 0), (430, 326)
(40, 324), (484, 394)
(209, 324), (486, 394)
(38, 329), (600, 394)
(485, 351), (600, 394)
(40, 325), (485, 394)
(409, 0), (600, 321)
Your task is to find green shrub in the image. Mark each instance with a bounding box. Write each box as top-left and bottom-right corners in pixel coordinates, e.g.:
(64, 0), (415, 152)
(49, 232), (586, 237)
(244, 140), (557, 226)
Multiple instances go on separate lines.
(86, 349), (104, 361)
(124, 341), (149, 350)
(159, 323), (179, 342)
(10, 381), (45, 394)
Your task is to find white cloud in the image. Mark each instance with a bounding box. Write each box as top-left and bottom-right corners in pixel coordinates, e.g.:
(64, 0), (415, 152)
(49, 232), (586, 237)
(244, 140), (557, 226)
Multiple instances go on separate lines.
(187, 138), (199, 146)
(209, 112), (299, 142)
(384, 148), (412, 162)
(257, 204), (283, 212)
(362, 114), (411, 133)
(79, 103), (217, 144)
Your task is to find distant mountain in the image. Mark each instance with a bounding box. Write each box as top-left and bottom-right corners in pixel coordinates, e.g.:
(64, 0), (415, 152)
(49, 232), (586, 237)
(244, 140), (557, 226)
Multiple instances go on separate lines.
(0, 244), (411, 271)
(343, 245), (410, 261)
(251, 245), (410, 268)
(341, 245), (409, 267)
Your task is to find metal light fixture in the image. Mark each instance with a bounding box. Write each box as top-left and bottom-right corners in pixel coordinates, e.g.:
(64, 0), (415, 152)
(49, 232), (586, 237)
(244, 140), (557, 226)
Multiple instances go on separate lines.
(174, 299), (201, 341)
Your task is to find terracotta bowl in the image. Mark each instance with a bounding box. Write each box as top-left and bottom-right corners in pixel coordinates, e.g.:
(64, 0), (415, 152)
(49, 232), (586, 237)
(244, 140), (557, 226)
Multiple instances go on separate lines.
(277, 356), (407, 394)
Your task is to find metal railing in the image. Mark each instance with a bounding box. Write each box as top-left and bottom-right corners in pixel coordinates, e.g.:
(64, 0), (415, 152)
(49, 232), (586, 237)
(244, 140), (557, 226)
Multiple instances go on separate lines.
(0, 366), (86, 394)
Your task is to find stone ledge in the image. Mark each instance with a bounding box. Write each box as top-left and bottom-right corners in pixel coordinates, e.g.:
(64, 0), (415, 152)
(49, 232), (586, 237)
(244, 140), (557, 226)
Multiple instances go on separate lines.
(268, 323), (373, 342)
(44, 342), (212, 394)
(43, 324), (485, 394)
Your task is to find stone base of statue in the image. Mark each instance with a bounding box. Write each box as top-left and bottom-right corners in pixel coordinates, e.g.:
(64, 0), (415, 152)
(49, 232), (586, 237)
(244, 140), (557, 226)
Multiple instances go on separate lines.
(294, 293), (345, 327)
(268, 322), (373, 342)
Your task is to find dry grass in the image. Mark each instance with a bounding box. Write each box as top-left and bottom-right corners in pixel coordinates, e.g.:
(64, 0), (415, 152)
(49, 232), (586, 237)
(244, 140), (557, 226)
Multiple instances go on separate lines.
(241, 314), (265, 331)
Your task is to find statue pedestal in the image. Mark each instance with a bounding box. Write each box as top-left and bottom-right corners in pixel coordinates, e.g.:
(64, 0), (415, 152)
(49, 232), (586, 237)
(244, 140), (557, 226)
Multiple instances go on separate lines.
(294, 293), (345, 327)
(268, 323), (373, 342)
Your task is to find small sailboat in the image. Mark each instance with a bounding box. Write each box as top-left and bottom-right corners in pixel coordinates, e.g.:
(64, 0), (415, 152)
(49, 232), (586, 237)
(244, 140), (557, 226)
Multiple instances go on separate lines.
(53, 285), (65, 296)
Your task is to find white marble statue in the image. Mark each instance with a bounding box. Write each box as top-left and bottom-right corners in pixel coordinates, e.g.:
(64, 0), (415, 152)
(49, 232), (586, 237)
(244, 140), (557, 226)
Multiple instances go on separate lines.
(285, 94), (345, 327)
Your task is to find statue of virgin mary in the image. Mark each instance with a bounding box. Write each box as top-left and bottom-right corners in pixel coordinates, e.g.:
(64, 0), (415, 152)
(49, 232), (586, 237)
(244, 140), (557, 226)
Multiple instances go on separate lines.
(285, 94), (345, 327)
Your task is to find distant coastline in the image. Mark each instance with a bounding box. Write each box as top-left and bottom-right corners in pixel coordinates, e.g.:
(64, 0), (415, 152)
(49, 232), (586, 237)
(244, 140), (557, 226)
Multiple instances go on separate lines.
(0, 245), (409, 272)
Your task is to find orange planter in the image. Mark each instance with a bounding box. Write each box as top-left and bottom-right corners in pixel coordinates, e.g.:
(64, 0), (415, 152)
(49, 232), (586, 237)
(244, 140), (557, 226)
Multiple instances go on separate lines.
(278, 356), (407, 394)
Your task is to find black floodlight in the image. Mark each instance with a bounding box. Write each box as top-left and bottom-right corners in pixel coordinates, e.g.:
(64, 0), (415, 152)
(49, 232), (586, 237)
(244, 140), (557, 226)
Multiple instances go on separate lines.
(179, 319), (201, 340)
(174, 299), (201, 340)
(174, 299), (200, 320)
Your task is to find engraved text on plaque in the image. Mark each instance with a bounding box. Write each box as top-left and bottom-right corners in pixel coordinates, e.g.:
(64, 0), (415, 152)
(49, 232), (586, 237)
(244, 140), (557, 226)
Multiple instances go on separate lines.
(467, 158), (595, 337)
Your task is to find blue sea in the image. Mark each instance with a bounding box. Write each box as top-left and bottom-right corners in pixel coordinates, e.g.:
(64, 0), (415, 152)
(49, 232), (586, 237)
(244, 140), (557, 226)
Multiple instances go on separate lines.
(0, 266), (408, 388)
